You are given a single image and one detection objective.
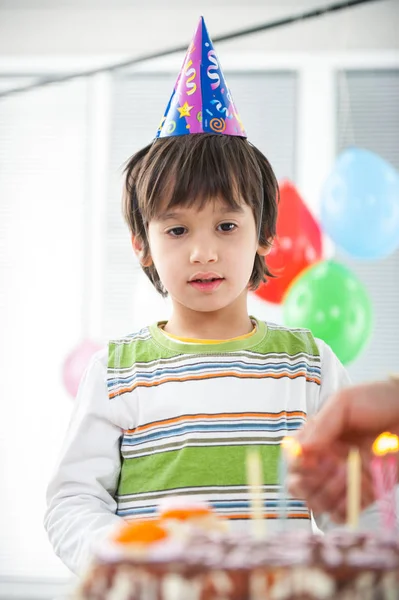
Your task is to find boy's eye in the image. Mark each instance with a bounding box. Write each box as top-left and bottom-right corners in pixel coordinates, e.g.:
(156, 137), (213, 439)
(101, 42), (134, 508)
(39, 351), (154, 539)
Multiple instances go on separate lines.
(218, 222), (237, 232)
(167, 226), (186, 237)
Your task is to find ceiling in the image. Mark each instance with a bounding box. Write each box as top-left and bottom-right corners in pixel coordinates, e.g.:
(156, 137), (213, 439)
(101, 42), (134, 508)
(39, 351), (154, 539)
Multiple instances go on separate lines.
(0, 0), (333, 7)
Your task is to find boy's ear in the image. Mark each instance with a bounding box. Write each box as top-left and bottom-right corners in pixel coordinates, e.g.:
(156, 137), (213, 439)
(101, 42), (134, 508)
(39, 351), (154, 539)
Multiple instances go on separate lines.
(257, 237), (274, 257)
(131, 235), (153, 267)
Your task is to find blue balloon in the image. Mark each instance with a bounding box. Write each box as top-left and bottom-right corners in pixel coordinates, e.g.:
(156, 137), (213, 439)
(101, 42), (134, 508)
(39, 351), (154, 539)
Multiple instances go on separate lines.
(320, 148), (399, 259)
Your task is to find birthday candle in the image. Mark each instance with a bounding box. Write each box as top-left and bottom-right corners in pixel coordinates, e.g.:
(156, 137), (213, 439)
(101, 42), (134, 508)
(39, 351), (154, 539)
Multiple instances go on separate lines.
(279, 437), (302, 529)
(371, 432), (399, 531)
(246, 449), (266, 538)
(347, 447), (361, 529)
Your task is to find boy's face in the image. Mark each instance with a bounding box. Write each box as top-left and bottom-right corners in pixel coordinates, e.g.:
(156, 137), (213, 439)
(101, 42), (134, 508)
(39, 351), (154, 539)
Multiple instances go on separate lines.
(134, 197), (269, 318)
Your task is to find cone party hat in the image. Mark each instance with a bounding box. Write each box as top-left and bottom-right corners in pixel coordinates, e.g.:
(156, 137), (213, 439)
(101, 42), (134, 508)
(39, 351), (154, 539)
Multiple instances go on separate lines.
(156, 16), (246, 138)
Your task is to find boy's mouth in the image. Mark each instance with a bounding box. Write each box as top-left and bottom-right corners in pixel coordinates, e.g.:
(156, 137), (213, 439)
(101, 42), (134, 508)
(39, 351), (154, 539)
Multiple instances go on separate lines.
(189, 272), (223, 283)
(188, 272), (224, 292)
(190, 277), (222, 283)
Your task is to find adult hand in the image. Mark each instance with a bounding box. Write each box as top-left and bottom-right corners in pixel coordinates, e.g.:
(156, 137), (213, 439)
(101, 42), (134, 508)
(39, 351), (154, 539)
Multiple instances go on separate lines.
(296, 378), (399, 450)
(287, 378), (399, 521)
(288, 442), (375, 522)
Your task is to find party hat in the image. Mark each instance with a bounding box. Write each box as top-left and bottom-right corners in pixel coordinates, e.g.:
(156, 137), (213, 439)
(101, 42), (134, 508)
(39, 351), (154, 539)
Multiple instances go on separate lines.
(156, 16), (246, 138)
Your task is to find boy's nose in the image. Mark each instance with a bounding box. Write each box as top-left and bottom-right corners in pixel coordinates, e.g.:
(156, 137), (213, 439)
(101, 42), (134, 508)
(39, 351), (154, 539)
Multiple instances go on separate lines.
(189, 240), (218, 264)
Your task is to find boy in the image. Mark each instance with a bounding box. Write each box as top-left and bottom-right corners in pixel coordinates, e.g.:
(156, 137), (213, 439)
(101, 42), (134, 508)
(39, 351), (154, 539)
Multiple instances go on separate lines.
(45, 17), (374, 576)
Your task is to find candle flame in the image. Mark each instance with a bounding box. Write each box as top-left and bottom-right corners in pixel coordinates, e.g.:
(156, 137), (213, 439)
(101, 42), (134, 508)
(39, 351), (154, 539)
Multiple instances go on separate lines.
(281, 436), (302, 458)
(372, 432), (399, 456)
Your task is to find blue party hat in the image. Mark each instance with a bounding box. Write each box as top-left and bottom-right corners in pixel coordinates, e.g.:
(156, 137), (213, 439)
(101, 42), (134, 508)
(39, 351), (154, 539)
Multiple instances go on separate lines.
(156, 16), (246, 138)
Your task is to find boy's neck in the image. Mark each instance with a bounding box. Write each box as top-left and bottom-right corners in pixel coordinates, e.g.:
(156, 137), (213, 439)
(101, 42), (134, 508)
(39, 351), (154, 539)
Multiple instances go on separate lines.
(163, 303), (254, 341)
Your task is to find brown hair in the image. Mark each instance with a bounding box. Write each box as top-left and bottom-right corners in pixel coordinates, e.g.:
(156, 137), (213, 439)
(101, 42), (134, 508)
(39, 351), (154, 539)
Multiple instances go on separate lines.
(123, 134), (279, 297)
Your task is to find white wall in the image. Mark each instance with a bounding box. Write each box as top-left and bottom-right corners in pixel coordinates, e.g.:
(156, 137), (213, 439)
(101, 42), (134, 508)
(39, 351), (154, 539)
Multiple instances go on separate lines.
(0, 0), (398, 58)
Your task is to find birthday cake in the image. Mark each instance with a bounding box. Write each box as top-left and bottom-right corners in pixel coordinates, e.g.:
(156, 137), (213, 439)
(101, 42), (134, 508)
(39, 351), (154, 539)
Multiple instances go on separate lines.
(73, 500), (399, 600)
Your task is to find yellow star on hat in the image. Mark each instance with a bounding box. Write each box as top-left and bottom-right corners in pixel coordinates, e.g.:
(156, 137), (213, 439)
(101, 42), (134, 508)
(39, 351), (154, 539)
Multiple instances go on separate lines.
(177, 102), (194, 118)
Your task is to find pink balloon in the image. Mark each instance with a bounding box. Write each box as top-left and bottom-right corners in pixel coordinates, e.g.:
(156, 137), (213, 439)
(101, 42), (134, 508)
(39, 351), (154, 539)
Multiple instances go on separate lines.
(62, 339), (102, 398)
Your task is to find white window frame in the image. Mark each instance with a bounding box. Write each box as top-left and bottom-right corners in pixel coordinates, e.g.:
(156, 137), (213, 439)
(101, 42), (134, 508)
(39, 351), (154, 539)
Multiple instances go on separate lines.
(0, 50), (398, 599)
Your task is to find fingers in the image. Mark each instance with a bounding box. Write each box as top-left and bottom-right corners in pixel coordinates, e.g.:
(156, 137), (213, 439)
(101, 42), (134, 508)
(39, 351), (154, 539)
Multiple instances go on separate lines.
(288, 447), (376, 523)
(319, 460), (375, 523)
(288, 456), (346, 516)
(295, 380), (399, 453)
(293, 391), (351, 450)
(287, 450), (342, 506)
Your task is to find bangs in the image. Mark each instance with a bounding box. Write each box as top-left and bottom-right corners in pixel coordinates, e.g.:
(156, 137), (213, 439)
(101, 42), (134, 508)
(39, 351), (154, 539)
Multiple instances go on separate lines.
(135, 134), (262, 222)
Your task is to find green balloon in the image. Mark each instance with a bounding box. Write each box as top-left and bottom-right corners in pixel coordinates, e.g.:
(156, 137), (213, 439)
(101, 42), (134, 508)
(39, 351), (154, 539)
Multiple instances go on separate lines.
(283, 260), (373, 364)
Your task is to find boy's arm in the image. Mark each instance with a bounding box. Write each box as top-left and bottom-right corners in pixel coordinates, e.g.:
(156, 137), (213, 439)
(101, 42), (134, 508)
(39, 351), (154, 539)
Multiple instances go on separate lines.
(44, 351), (123, 575)
(307, 338), (351, 419)
(310, 340), (388, 532)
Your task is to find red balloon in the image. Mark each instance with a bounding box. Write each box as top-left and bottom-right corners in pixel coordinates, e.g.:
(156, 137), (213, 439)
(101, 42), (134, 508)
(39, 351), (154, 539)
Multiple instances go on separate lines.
(254, 181), (322, 304)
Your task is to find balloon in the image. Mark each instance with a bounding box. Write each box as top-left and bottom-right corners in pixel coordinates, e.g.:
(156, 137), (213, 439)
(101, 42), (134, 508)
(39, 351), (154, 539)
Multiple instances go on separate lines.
(283, 260), (372, 365)
(320, 148), (399, 259)
(254, 181), (322, 304)
(62, 339), (102, 398)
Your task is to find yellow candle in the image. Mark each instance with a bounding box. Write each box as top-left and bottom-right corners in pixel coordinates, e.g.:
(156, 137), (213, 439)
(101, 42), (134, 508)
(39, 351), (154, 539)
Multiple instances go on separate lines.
(246, 449), (266, 538)
(347, 447), (361, 529)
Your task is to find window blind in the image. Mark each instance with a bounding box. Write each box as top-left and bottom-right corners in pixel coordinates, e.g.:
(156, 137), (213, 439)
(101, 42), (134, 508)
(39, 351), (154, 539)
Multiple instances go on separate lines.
(0, 79), (88, 582)
(335, 69), (399, 383)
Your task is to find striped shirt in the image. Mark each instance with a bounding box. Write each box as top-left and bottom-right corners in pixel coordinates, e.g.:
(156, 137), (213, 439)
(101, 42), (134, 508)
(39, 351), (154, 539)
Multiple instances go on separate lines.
(108, 319), (348, 525)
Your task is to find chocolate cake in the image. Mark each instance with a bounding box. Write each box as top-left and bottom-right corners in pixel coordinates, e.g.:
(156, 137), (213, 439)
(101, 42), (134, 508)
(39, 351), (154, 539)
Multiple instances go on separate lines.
(73, 503), (399, 599)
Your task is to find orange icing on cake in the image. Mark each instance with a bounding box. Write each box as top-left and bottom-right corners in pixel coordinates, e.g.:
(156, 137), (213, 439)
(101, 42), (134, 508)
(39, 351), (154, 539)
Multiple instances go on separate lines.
(113, 520), (168, 545)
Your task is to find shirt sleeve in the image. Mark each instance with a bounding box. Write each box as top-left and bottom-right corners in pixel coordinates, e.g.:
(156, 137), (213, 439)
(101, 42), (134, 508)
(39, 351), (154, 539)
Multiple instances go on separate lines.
(310, 339), (388, 533)
(44, 351), (124, 575)
(307, 337), (352, 418)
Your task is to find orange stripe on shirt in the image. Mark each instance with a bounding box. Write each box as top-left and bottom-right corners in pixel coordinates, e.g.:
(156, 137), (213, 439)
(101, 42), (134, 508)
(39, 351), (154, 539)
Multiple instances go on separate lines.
(126, 410), (307, 434)
(109, 371), (320, 400)
(226, 512), (311, 520)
